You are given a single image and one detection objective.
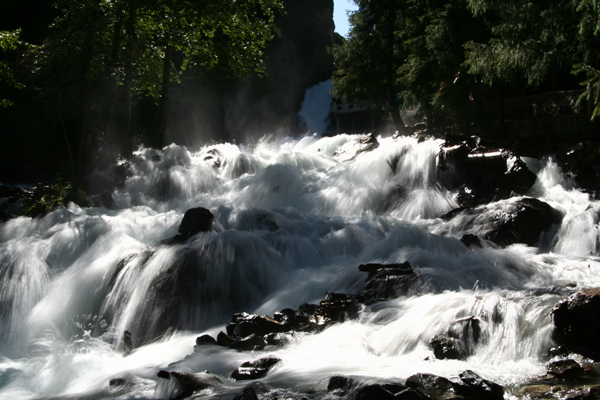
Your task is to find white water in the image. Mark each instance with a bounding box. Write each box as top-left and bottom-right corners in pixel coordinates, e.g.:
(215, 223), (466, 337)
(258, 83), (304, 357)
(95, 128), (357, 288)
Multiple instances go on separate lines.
(1, 134), (599, 399)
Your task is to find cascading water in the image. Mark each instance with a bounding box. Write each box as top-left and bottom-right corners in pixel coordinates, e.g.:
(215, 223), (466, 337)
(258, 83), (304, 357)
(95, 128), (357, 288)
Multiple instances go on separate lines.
(0, 133), (599, 399)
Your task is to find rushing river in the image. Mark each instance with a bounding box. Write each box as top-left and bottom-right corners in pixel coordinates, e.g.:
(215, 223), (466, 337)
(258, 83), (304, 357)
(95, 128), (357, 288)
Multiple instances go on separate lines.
(1, 133), (599, 399)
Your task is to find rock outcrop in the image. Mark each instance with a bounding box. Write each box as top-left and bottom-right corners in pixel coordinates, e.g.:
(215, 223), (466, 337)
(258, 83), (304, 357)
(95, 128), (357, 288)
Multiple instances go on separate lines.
(552, 287), (600, 360)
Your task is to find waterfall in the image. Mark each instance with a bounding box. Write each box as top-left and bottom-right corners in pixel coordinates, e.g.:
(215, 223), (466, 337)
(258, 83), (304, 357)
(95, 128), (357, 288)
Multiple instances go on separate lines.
(0, 134), (599, 399)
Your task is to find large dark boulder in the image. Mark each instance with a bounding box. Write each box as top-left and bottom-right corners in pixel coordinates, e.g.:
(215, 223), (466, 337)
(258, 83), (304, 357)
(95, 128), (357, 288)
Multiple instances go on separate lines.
(483, 198), (562, 247)
(552, 287), (600, 360)
(437, 145), (537, 205)
(178, 207), (214, 237)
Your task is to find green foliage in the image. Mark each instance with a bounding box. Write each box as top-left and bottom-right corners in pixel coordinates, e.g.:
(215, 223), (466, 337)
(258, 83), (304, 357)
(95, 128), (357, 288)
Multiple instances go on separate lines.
(0, 29), (25, 107)
(331, 0), (486, 132)
(464, 0), (580, 88)
(334, 0), (600, 132)
(573, 0), (600, 119)
(28, 0), (283, 134)
(21, 179), (89, 217)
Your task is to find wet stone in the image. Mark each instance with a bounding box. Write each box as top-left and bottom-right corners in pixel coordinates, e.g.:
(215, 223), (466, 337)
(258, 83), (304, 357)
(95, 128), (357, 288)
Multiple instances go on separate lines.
(430, 334), (466, 360)
(231, 358), (281, 381)
(547, 359), (586, 379)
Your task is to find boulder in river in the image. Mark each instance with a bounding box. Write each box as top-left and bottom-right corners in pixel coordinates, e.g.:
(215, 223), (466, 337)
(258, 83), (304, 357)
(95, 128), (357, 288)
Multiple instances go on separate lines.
(231, 357), (281, 381)
(552, 287), (600, 360)
(178, 207), (214, 237)
(437, 144), (537, 205)
(430, 334), (467, 360)
(155, 370), (224, 400)
(483, 197), (562, 247)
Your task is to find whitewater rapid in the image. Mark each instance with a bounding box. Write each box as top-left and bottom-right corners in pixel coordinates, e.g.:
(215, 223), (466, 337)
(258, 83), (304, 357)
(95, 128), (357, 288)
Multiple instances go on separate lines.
(1, 134), (599, 399)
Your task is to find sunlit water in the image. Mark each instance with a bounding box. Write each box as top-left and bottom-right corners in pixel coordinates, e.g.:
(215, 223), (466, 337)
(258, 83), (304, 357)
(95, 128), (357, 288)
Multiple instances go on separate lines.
(1, 134), (599, 399)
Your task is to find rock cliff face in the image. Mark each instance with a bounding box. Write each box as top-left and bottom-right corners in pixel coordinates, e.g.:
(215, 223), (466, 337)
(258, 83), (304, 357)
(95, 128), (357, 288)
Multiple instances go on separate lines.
(167, 0), (337, 144)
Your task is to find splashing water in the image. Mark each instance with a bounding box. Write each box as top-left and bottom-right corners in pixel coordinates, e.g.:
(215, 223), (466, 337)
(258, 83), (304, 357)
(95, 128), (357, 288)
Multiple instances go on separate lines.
(1, 134), (599, 399)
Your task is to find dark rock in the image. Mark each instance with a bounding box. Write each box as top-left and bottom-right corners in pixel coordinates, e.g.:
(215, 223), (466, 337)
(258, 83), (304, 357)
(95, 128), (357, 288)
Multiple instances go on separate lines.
(109, 378), (127, 387)
(122, 330), (133, 356)
(178, 207), (214, 237)
(217, 331), (235, 346)
(547, 359), (586, 379)
(332, 133), (380, 162)
(460, 234), (486, 249)
(355, 384), (396, 400)
(395, 387), (428, 400)
(454, 185), (477, 209)
(437, 146), (537, 204)
(448, 316), (481, 354)
(358, 262), (419, 302)
(549, 345), (570, 358)
(241, 387), (259, 400)
(483, 198), (562, 247)
(230, 333), (266, 351)
(405, 373), (466, 400)
(457, 370), (504, 400)
(552, 287), (600, 360)
(555, 141), (600, 193)
(430, 334), (466, 360)
(327, 375), (357, 393)
(156, 371), (224, 400)
(264, 332), (290, 347)
(231, 357), (281, 381)
(232, 313), (288, 336)
(319, 292), (359, 322)
(157, 370), (171, 380)
(195, 334), (218, 346)
(273, 308), (296, 329)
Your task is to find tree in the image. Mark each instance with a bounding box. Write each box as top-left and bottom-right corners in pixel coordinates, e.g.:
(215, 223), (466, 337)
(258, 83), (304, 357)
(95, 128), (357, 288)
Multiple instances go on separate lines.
(573, 0), (600, 120)
(331, 0), (486, 134)
(396, 0), (486, 131)
(0, 29), (25, 107)
(464, 0), (581, 89)
(331, 0), (410, 135)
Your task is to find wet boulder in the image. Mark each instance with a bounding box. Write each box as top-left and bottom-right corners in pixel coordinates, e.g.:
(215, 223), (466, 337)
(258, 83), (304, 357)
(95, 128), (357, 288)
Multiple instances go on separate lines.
(405, 373), (465, 400)
(357, 262), (419, 302)
(552, 287), (600, 360)
(437, 145), (537, 205)
(332, 133), (379, 162)
(318, 292), (360, 323)
(179, 207), (214, 237)
(430, 334), (466, 360)
(155, 370), (224, 400)
(231, 357), (281, 381)
(456, 370), (504, 400)
(546, 359), (586, 379)
(327, 375), (358, 394)
(483, 197), (562, 247)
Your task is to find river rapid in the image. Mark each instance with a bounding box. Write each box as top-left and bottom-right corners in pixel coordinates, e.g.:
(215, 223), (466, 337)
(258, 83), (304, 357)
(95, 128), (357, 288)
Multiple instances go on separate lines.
(1, 133), (599, 399)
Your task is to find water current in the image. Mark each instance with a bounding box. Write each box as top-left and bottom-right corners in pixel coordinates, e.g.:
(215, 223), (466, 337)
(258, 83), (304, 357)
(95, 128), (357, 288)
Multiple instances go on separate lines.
(1, 133), (599, 399)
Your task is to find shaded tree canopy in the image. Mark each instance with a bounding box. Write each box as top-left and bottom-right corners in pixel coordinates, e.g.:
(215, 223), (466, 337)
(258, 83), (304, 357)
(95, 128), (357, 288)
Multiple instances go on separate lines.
(332, 0), (600, 133)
